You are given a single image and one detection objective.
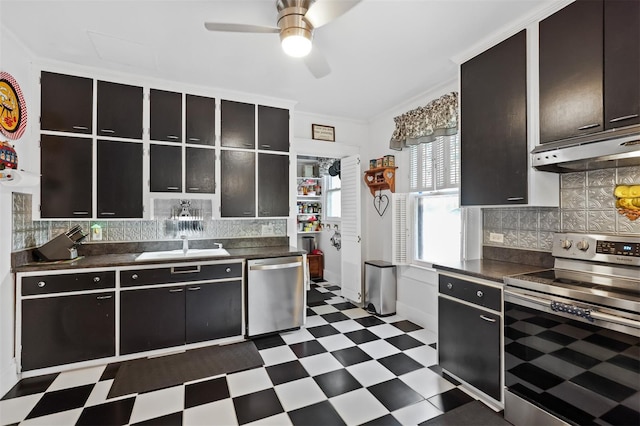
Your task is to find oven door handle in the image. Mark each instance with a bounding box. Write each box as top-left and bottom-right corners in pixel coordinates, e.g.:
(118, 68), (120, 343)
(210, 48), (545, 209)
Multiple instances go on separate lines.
(505, 289), (640, 334)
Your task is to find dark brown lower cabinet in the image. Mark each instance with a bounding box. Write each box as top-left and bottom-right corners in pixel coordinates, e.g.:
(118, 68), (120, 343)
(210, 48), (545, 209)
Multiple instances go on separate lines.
(120, 286), (186, 355)
(21, 292), (115, 371)
(438, 296), (501, 401)
(186, 281), (242, 343)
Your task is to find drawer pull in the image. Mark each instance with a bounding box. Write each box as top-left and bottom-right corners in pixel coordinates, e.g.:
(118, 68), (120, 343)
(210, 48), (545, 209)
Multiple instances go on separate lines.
(480, 315), (496, 323)
(226, 267), (232, 273)
(477, 290), (483, 298)
(171, 265), (201, 274)
(446, 282), (452, 290)
(187, 287), (201, 291)
(169, 288), (184, 293)
(96, 295), (112, 300)
(577, 123), (600, 131)
(131, 274), (138, 280)
(609, 114), (638, 123)
(37, 281), (46, 288)
(93, 276), (101, 283)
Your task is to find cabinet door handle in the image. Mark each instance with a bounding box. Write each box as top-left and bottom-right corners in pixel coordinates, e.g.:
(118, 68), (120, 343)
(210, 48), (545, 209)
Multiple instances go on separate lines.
(577, 123), (600, 131)
(480, 315), (496, 323)
(100, 129), (115, 134)
(243, 211), (253, 216)
(243, 143), (253, 147)
(72, 125), (89, 130)
(609, 114), (639, 123)
(100, 212), (116, 216)
(187, 286), (201, 291)
(260, 144), (271, 148)
(96, 295), (112, 300)
(166, 186), (180, 190)
(171, 265), (201, 274)
(188, 137), (200, 142)
(167, 135), (179, 140)
(169, 288), (184, 293)
(73, 211), (89, 215)
(506, 197), (524, 201)
(187, 187), (200, 191)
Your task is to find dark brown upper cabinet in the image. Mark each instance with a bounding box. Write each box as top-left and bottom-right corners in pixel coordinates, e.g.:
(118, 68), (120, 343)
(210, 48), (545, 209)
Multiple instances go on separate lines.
(97, 140), (143, 218)
(258, 153), (289, 217)
(603, 0), (640, 130)
(258, 105), (289, 152)
(150, 144), (182, 193)
(40, 71), (93, 134)
(460, 30), (528, 206)
(220, 150), (255, 217)
(97, 81), (143, 139)
(220, 100), (255, 149)
(150, 89), (182, 142)
(40, 134), (93, 218)
(186, 94), (216, 146)
(186, 147), (215, 194)
(539, 0), (639, 144)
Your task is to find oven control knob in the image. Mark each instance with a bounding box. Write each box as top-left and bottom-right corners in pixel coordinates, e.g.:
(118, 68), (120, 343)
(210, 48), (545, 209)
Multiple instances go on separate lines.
(560, 239), (572, 249)
(576, 240), (590, 251)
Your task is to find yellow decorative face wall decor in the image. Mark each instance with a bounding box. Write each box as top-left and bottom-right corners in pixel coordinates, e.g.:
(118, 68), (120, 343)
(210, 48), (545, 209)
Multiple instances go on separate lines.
(614, 185), (640, 221)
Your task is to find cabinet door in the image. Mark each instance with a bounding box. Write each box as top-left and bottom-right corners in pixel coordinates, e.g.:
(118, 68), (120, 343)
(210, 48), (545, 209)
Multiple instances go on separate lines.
(258, 105), (289, 152)
(258, 153), (289, 217)
(40, 135), (93, 218)
(22, 292), (115, 371)
(186, 281), (242, 344)
(460, 30), (527, 206)
(221, 150), (255, 217)
(150, 89), (182, 142)
(150, 144), (182, 193)
(438, 297), (501, 401)
(220, 100), (255, 149)
(186, 94), (216, 145)
(97, 140), (143, 218)
(186, 147), (215, 193)
(604, 0), (640, 130)
(40, 71), (93, 134)
(97, 81), (143, 139)
(539, 0), (604, 143)
(120, 286), (185, 355)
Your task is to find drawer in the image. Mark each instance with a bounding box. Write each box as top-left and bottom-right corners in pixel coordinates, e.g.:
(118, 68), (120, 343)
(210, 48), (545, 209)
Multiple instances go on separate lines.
(121, 262), (242, 287)
(438, 274), (501, 312)
(22, 271), (115, 296)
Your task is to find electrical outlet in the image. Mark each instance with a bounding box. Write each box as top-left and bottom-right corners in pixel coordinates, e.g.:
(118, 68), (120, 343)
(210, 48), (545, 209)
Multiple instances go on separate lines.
(489, 232), (504, 243)
(261, 225), (274, 235)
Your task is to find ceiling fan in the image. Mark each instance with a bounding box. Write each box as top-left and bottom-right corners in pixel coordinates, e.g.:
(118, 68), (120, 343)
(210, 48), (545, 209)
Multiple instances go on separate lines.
(204, 0), (361, 79)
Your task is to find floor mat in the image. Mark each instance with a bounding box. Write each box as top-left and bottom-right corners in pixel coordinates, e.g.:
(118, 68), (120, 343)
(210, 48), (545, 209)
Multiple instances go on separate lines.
(422, 400), (510, 425)
(107, 341), (263, 398)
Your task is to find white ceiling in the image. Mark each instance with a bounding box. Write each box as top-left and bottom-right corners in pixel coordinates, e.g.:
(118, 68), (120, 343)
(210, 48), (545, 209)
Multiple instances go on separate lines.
(1, 0), (556, 121)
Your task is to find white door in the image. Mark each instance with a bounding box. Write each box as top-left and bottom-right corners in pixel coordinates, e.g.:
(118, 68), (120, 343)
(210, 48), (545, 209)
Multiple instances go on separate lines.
(340, 155), (361, 303)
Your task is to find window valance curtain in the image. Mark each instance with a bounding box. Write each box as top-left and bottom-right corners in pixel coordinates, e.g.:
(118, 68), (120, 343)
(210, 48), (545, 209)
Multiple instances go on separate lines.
(389, 91), (459, 151)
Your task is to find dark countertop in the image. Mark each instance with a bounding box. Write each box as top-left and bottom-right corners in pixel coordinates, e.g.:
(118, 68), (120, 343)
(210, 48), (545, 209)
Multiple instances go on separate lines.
(433, 259), (549, 284)
(14, 246), (305, 273)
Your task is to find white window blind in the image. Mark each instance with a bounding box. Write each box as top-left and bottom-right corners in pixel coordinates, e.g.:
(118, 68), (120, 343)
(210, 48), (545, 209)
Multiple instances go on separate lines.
(391, 193), (409, 265)
(409, 134), (460, 192)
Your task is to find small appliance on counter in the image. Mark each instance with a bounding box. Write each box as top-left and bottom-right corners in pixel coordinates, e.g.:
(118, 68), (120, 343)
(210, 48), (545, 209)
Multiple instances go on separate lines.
(34, 225), (87, 261)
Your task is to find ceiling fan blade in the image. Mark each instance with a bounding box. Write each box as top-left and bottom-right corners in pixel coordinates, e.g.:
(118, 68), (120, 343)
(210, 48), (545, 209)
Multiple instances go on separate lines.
(304, 0), (362, 29)
(204, 22), (279, 33)
(304, 46), (331, 79)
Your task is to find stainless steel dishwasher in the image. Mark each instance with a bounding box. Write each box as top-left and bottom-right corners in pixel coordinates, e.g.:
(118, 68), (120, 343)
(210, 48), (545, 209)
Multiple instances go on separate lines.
(247, 256), (305, 337)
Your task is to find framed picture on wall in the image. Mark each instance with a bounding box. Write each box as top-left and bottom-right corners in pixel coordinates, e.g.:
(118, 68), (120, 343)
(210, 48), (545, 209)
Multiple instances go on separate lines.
(312, 124), (335, 142)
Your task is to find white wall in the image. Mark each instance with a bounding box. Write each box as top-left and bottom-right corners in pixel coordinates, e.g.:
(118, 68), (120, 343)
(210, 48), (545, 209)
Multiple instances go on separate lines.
(0, 28), (38, 396)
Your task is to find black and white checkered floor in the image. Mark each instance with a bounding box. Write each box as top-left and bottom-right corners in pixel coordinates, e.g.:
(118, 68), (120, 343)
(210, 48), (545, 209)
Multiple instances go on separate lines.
(1, 280), (499, 425)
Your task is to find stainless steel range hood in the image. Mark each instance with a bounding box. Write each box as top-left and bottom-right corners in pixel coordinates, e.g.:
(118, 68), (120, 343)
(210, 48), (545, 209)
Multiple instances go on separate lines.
(532, 125), (640, 173)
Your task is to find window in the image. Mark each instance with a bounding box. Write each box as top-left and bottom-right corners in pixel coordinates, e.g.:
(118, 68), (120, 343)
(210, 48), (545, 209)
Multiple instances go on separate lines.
(394, 134), (462, 266)
(324, 174), (341, 218)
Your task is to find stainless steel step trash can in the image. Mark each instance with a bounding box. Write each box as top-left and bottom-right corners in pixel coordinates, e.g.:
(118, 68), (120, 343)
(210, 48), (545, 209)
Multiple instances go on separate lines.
(364, 260), (397, 316)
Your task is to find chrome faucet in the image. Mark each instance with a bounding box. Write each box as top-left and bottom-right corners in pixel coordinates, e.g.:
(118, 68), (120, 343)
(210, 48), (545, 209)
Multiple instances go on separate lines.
(181, 235), (189, 254)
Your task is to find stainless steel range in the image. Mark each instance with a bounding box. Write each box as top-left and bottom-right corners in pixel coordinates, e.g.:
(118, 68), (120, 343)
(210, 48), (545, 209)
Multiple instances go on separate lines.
(503, 233), (640, 426)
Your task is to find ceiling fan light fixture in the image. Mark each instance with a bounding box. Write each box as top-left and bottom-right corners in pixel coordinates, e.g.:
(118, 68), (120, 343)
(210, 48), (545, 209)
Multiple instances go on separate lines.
(281, 32), (312, 57)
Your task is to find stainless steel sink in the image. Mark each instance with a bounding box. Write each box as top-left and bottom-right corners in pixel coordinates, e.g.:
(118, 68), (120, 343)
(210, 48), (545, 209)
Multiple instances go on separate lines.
(135, 248), (230, 261)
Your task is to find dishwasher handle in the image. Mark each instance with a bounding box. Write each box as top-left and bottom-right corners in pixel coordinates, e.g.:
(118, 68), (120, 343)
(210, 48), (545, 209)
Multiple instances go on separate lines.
(249, 261), (303, 271)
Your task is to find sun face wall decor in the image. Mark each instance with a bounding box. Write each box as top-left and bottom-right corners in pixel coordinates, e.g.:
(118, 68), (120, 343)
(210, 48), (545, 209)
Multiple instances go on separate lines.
(0, 71), (28, 140)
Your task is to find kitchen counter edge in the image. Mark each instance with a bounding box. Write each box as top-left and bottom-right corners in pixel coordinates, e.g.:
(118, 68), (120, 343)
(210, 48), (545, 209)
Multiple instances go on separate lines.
(432, 259), (549, 284)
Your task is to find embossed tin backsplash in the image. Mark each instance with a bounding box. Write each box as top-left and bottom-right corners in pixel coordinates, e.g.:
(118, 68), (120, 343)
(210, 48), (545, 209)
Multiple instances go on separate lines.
(11, 193), (287, 252)
(483, 165), (640, 251)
